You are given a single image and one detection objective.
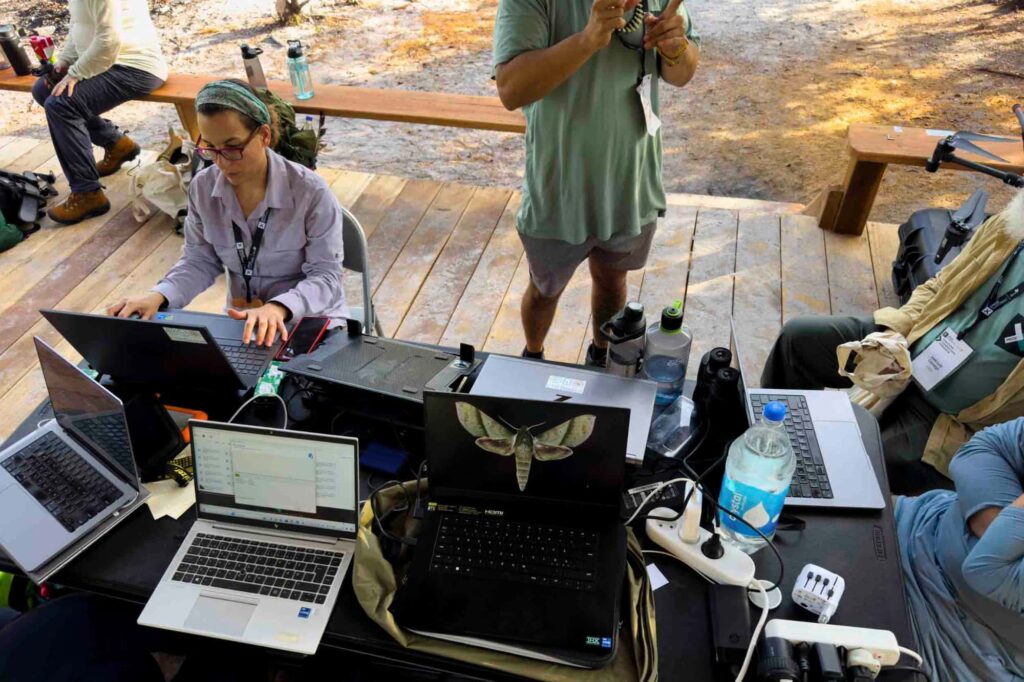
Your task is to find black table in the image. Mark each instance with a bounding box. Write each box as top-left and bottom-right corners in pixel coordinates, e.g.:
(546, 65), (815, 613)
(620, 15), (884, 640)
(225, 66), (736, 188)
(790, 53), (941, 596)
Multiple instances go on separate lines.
(0, 385), (917, 681)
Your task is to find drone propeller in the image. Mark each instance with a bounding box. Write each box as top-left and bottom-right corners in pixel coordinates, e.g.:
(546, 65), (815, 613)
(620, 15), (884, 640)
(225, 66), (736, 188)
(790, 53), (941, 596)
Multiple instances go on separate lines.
(949, 134), (1011, 163)
(948, 131), (1015, 164)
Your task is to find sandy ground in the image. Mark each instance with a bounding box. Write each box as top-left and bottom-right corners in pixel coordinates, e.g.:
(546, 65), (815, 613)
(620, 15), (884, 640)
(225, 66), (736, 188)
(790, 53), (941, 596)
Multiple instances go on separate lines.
(0, 0), (1022, 223)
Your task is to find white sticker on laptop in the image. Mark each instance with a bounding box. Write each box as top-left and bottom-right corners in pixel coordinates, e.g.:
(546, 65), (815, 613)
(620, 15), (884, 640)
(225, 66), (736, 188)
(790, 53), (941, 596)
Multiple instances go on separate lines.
(545, 375), (586, 395)
(164, 327), (207, 345)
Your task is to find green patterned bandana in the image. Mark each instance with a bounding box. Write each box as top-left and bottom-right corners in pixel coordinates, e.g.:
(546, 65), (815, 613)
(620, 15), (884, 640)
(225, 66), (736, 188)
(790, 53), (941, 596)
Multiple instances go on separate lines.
(195, 80), (271, 125)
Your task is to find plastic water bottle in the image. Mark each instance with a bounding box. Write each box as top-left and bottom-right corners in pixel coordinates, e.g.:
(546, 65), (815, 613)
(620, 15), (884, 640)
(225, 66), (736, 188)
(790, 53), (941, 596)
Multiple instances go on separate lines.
(640, 300), (692, 405)
(301, 115), (314, 132)
(718, 401), (796, 554)
(286, 40), (314, 100)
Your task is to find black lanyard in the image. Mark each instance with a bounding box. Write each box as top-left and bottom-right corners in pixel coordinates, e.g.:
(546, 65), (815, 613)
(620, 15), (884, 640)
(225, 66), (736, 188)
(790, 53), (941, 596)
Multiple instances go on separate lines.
(616, 0), (651, 80)
(231, 208), (272, 304)
(958, 240), (1024, 340)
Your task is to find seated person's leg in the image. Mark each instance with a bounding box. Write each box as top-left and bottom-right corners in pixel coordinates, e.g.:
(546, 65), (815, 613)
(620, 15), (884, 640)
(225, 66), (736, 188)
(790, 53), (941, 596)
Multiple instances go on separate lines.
(760, 315), (880, 390)
(880, 385), (953, 495)
(0, 592), (163, 682)
(31, 77), (51, 108)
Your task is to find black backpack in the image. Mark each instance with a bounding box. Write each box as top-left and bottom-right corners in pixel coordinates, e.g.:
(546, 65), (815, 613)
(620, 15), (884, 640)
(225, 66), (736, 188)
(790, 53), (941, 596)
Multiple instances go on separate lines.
(891, 189), (990, 304)
(0, 169), (58, 233)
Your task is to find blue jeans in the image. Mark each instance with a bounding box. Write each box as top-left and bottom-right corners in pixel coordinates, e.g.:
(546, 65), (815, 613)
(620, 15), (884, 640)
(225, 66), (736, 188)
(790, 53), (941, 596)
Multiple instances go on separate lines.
(32, 65), (164, 193)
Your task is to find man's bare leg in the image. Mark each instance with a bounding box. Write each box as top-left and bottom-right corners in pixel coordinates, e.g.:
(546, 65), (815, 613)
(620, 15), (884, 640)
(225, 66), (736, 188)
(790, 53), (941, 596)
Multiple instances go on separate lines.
(589, 256), (628, 350)
(521, 281), (563, 355)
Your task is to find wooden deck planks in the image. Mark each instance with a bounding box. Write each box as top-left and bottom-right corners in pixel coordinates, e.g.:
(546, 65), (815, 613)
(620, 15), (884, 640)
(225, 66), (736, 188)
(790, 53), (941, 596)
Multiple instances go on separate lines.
(482, 254), (532, 358)
(733, 212), (783, 388)
(0, 216), (177, 401)
(396, 187), (511, 345)
(780, 214), (831, 323)
(440, 195), (523, 350)
(867, 221), (901, 309)
(0, 152), (155, 319)
(348, 174), (407, 241)
(373, 183), (475, 337)
(0, 224), (190, 437)
(0, 135), (911, 442)
(824, 230), (880, 316)
(366, 179), (445, 295)
(681, 208), (739, 379)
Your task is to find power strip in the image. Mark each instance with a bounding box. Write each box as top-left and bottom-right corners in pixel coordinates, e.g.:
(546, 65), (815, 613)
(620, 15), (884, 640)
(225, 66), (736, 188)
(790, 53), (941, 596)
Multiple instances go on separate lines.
(646, 505), (756, 587)
(764, 619), (901, 666)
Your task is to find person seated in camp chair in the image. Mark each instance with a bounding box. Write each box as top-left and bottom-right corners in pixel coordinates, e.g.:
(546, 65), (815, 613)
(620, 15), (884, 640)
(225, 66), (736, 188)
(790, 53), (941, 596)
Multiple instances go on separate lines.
(107, 80), (348, 347)
(895, 418), (1024, 681)
(762, 190), (1024, 495)
(32, 0), (168, 225)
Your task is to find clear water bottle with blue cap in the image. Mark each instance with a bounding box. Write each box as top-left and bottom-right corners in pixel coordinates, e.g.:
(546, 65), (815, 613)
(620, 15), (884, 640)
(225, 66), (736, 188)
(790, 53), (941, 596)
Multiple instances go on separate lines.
(718, 401), (796, 554)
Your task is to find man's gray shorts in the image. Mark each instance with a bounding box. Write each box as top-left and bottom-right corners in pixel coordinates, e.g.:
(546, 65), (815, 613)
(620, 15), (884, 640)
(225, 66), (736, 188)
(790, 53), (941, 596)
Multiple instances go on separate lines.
(518, 222), (657, 298)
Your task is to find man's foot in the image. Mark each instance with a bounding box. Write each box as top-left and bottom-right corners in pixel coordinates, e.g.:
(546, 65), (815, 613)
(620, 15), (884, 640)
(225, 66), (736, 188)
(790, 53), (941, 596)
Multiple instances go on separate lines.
(584, 343), (609, 369)
(521, 346), (545, 361)
(96, 135), (141, 177)
(47, 190), (111, 225)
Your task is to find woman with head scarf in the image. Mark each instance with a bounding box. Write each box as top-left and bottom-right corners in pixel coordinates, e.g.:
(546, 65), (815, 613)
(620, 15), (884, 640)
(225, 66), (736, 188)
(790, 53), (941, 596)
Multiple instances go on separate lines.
(108, 80), (348, 347)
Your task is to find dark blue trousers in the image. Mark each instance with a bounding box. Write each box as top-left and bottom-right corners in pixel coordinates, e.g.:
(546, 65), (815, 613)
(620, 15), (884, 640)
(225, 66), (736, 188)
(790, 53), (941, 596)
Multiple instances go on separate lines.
(32, 65), (164, 193)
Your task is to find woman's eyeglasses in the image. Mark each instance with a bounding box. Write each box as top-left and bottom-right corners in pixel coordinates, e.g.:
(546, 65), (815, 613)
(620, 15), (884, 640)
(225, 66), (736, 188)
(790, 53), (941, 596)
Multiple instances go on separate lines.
(195, 128), (260, 161)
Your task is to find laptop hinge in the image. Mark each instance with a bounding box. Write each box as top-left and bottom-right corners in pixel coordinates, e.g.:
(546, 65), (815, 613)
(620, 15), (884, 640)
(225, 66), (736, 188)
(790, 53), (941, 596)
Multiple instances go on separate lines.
(209, 523), (338, 546)
(60, 425), (135, 487)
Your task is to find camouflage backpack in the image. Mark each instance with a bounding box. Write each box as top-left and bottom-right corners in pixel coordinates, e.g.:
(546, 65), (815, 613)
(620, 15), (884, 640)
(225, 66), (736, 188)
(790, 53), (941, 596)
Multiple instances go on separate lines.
(254, 88), (325, 170)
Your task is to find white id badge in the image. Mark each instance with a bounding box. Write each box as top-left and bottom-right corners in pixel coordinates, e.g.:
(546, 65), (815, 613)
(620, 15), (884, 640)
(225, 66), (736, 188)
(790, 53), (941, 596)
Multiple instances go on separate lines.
(637, 75), (661, 136)
(912, 328), (974, 392)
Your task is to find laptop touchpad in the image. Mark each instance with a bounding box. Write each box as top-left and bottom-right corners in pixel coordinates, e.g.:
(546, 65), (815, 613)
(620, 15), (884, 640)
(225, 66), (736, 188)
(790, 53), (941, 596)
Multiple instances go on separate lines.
(185, 595), (256, 637)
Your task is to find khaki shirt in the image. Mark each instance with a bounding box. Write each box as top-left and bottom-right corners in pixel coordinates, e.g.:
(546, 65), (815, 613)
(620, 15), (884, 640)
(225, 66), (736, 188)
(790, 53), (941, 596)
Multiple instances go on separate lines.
(875, 194), (1024, 474)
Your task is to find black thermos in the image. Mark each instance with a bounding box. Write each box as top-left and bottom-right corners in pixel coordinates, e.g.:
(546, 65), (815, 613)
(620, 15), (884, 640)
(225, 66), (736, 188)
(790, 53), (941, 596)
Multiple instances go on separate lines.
(0, 26), (32, 76)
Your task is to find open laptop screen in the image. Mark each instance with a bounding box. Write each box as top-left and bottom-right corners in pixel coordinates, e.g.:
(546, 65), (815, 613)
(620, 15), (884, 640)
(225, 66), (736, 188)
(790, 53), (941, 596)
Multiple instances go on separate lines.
(35, 337), (140, 487)
(191, 422), (359, 539)
(424, 392), (628, 515)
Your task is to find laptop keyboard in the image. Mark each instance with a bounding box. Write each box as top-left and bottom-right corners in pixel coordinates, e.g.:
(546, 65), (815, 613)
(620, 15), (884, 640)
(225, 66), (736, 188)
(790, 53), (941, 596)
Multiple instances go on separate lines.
(218, 341), (269, 377)
(429, 515), (600, 592)
(1, 432), (120, 532)
(750, 394), (833, 499)
(171, 533), (344, 603)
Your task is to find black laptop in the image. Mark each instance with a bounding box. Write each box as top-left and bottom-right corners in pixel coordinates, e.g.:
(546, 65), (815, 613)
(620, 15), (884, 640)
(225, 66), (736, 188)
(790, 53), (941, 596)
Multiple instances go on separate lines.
(391, 392), (629, 668)
(41, 309), (278, 390)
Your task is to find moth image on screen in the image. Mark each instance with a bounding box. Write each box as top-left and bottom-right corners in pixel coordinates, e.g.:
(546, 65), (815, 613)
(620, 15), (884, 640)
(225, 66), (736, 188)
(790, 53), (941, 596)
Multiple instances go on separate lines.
(454, 401), (596, 491)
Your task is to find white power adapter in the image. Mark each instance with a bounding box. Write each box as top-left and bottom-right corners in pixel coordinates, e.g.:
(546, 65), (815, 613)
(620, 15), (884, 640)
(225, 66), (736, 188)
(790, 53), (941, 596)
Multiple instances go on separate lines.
(792, 563), (845, 623)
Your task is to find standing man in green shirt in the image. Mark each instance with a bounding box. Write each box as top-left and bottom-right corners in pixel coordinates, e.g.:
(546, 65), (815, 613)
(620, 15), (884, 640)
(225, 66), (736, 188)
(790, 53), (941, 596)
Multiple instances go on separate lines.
(493, 0), (700, 365)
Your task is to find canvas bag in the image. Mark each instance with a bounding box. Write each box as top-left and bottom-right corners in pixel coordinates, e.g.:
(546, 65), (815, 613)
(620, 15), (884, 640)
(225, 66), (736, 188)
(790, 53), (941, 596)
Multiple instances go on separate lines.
(353, 480), (659, 682)
(836, 331), (913, 417)
(131, 127), (199, 231)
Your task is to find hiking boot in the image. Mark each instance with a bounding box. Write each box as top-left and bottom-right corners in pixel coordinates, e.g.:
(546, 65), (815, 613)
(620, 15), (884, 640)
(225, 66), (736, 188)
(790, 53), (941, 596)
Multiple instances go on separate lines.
(96, 135), (141, 177)
(521, 346), (545, 361)
(584, 342), (609, 369)
(47, 190), (111, 225)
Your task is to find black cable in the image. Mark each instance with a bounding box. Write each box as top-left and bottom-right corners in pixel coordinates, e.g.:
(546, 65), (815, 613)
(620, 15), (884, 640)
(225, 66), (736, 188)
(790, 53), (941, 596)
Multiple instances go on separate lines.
(878, 665), (931, 682)
(632, 440), (786, 594)
(703, 491), (785, 594)
(369, 478), (416, 547)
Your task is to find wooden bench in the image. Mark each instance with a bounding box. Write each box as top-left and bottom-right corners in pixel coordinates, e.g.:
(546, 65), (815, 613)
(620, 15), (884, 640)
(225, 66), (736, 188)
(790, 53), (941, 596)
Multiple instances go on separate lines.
(0, 70), (526, 139)
(807, 123), (1024, 235)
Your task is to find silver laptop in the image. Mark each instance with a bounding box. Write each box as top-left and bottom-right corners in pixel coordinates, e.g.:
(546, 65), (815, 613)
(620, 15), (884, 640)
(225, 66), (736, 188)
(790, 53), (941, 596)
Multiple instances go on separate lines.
(469, 355), (657, 464)
(0, 337), (150, 584)
(732, 321), (886, 510)
(139, 421), (359, 655)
